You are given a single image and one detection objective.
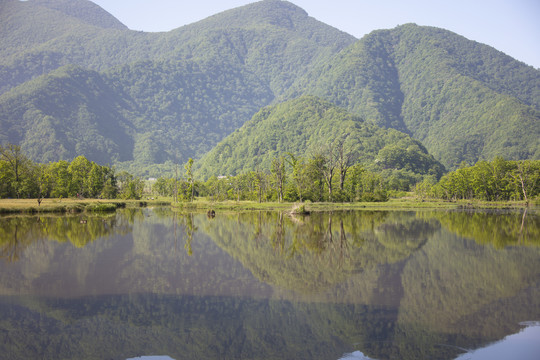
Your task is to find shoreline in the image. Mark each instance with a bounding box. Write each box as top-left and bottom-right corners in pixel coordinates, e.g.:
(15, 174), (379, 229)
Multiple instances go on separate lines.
(0, 197), (535, 215)
(0, 198), (169, 214)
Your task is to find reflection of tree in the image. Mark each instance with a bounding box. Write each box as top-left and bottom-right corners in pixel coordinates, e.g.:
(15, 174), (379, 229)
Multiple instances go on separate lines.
(0, 213), (132, 262)
(0, 218), (40, 262)
(428, 210), (540, 248)
(183, 213), (198, 256)
(201, 211), (435, 294)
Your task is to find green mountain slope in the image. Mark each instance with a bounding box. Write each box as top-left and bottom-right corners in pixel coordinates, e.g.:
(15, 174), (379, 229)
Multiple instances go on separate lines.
(287, 24), (540, 169)
(0, 0), (354, 95)
(196, 96), (445, 179)
(0, 65), (134, 164)
(106, 59), (274, 166)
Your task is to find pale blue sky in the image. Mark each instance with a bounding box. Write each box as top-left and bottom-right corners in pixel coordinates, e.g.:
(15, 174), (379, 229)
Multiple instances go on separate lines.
(91, 0), (540, 69)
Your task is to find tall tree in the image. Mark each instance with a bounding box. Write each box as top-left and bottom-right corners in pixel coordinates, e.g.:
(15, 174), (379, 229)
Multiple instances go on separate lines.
(320, 145), (338, 201)
(184, 158), (195, 202)
(0, 144), (32, 198)
(335, 139), (356, 191)
(271, 156), (286, 203)
(68, 155), (92, 197)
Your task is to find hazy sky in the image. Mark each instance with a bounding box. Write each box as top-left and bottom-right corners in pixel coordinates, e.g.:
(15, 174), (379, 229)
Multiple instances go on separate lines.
(91, 0), (540, 69)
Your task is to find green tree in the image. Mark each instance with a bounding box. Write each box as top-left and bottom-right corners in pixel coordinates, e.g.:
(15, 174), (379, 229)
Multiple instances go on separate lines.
(47, 160), (70, 198)
(117, 171), (144, 199)
(0, 144), (32, 198)
(68, 155), (92, 197)
(184, 158), (195, 202)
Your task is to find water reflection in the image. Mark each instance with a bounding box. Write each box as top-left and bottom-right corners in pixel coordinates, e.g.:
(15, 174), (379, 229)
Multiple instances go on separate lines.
(0, 212), (132, 262)
(425, 208), (540, 248)
(200, 211), (439, 297)
(0, 208), (538, 360)
(453, 322), (540, 360)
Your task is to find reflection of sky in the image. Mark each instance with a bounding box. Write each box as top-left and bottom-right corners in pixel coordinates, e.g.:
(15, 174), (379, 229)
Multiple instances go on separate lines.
(339, 324), (540, 360)
(339, 351), (377, 360)
(454, 324), (540, 360)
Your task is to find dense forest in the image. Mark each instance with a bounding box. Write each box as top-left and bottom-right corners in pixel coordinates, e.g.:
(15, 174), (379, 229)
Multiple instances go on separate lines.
(0, 144), (143, 200)
(0, 0), (538, 178)
(415, 157), (540, 203)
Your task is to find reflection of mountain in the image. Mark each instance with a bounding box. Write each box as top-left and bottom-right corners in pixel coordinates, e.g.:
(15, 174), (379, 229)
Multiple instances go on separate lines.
(0, 294), (366, 360)
(0, 209), (539, 360)
(201, 211), (437, 296)
(396, 230), (540, 353)
(0, 209), (271, 298)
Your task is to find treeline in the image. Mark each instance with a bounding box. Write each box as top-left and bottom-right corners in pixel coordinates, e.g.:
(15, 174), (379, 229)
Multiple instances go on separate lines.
(0, 144), (144, 200)
(155, 152), (389, 203)
(415, 158), (540, 202)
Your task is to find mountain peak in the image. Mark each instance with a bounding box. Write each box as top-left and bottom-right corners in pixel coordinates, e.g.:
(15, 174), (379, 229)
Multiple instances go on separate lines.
(190, 0), (310, 31)
(25, 0), (127, 30)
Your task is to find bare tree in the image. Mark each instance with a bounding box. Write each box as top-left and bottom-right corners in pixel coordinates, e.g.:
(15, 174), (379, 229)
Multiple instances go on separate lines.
(271, 156), (286, 202)
(335, 139), (356, 191)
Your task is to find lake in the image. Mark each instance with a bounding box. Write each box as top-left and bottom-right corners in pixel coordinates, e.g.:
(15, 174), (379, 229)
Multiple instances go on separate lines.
(0, 207), (539, 360)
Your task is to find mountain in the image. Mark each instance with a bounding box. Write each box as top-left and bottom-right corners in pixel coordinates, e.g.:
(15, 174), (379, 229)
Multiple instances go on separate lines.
(286, 24), (540, 169)
(0, 0), (355, 94)
(0, 0), (355, 175)
(0, 65), (134, 164)
(0, 0), (538, 176)
(0, 0), (356, 175)
(196, 96), (445, 179)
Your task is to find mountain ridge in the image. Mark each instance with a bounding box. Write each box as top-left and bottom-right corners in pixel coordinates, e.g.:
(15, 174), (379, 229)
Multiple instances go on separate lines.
(285, 23), (540, 168)
(0, 0), (538, 176)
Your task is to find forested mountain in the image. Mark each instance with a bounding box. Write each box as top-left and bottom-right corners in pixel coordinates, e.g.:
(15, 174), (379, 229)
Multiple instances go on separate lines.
(0, 0), (538, 176)
(286, 24), (540, 169)
(196, 96), (445, 180)
(0, 65), (134, 164)
(0, 0), (355, 175)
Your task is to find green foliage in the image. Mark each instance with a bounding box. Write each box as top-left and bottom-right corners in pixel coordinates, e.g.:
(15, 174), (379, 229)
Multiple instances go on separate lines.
(427, 157), (540, 202)
(0, 143), (140, 200)
(116, 171), (144, 200)
(196, 96), (444, 194)
(0, 65), (134, 164)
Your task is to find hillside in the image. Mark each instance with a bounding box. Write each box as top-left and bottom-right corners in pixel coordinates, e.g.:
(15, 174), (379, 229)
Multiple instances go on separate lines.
(287, 24), (540, 169)
(196, 96), (445, 179)
(0, 65), (134, 164)
(0, 0), (538, 176)
(0, 0), (356, 175)
(0, 0), (355, 94)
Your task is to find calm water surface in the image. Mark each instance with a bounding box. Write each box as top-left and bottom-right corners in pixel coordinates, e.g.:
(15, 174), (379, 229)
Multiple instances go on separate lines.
(0, 208), (539, 360)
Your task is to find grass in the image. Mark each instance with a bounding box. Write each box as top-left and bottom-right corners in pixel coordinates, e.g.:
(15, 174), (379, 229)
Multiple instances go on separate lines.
(0, 198), (168, 214)
(1, 196), (535, 215)
(171, 196), (535, 214)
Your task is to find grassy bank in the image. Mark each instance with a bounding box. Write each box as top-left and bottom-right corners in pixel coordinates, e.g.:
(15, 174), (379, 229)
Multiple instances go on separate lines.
(1, 196), (535, 215)
(0, 198), (169, 214)
(171, 197), (536, 213)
